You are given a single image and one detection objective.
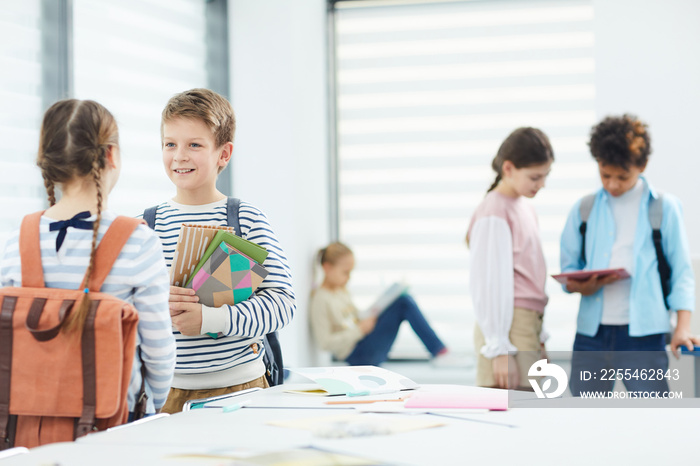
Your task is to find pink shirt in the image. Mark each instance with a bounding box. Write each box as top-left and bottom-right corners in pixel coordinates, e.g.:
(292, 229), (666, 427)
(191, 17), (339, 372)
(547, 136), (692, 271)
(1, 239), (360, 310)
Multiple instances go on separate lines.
(467, 191), (548, 358)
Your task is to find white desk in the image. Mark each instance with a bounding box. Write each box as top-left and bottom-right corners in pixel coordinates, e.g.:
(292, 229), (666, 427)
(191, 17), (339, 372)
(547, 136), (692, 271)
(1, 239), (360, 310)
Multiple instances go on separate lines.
(3, 384), (699, 465)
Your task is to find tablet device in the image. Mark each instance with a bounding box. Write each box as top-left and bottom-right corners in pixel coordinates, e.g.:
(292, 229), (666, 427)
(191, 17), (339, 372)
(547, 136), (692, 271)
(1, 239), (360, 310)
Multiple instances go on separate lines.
(551, 268), (630, 285)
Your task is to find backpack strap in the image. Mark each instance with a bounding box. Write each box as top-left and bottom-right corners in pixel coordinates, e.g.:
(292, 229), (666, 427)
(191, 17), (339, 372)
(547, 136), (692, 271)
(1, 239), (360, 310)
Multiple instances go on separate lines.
(19, 212), (45, 288)
(648, 194), (663, 230)
(224, 197), (282, 385)
(226, 197), (241, 235)
(143, 206), (157, 230)
(84, 217), (143, 292)
(75, 300), (99, 438)
(648, 194), (671, 309)
(578, 194), (596, 264)
(2, 210), (42, 447)
(0, 296), (18, 449)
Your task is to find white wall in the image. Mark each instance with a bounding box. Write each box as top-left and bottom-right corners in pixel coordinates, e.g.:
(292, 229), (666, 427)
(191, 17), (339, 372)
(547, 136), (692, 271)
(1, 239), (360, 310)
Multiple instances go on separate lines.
(228, 0), (330, 367)
(594, 0), (700, 256)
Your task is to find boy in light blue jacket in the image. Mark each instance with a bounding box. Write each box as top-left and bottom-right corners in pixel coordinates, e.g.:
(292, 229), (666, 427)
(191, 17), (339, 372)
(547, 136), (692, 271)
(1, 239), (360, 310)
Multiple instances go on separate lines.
(560, 114), (698, 396)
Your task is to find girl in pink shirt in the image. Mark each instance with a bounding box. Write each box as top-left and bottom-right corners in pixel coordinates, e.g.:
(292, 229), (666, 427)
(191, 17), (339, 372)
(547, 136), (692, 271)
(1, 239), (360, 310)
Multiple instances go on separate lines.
(466, 127), (554, 389)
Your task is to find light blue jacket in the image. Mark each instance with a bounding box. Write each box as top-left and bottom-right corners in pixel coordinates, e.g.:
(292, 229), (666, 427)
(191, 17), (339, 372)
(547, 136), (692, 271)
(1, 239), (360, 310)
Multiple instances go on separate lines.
(560, 176), (695, 337)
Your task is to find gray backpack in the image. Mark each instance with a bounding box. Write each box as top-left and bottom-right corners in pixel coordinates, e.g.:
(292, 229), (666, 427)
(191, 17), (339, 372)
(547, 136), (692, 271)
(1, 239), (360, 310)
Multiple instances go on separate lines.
(578, 193), (671, 309)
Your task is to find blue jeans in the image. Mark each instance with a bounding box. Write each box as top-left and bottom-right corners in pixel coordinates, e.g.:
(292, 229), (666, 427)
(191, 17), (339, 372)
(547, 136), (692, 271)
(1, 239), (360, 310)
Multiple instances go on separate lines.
(345, 295), (446, 366)
(569, 325), (669, 396)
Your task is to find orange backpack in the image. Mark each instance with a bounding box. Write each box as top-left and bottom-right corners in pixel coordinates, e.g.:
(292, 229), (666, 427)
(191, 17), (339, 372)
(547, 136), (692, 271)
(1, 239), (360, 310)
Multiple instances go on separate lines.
(0, 212), (141, 449)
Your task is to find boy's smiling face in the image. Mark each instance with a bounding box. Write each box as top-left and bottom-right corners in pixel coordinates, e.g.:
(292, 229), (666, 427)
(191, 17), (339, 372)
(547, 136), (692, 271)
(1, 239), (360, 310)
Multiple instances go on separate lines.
(162, 117), (231, 203)
(598, 161), (646, 197)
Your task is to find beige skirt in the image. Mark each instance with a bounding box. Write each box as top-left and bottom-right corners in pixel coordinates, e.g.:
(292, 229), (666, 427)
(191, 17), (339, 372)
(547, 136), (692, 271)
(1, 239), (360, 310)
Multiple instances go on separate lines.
(473, 307), (543, 388)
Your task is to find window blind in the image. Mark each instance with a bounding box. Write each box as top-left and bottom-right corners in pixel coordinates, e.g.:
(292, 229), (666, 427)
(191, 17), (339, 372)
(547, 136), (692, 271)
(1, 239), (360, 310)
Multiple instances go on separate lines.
(333, 0), (597, 357)
(0, 0), (44, 249)
(73, 0), (209, 216)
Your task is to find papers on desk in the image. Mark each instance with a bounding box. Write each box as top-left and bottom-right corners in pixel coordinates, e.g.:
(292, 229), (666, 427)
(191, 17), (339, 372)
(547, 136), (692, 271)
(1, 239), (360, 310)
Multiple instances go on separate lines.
(268, 412), (444, 438)
(283, 367), (508, 411)
(285, 365), (419, 396)
(184, 387), (262, 410)
(168, 446), (390, 465)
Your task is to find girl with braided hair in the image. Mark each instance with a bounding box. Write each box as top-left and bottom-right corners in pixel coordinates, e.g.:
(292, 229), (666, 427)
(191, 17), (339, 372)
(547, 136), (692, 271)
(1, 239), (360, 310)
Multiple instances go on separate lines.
(0, 99), (176, 418)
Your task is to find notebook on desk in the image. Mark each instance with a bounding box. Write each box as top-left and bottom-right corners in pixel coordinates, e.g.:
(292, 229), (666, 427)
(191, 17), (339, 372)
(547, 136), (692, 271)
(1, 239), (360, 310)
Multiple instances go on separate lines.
(183, 387), (263, 410)
(285, 366), (419, 396)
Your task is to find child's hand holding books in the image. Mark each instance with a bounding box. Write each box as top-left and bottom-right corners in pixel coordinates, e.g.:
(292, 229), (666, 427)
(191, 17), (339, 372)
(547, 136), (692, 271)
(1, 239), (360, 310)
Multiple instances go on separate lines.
(171, 224), (270, 338)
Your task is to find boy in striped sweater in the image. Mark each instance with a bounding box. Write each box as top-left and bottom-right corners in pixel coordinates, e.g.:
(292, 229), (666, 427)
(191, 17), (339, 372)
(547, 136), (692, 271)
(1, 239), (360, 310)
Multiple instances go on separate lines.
(149, 88), (296, 413)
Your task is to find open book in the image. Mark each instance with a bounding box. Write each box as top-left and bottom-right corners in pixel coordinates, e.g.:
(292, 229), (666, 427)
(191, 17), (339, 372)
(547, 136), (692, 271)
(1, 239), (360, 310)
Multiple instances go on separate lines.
(364, 281), (409, 317)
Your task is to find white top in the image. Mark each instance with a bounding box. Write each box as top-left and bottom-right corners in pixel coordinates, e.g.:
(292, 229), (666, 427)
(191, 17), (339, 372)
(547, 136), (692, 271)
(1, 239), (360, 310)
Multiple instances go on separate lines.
(601, 180), (644, 325)
(469, 216), (518, 358)
(467, 192), (548, 359)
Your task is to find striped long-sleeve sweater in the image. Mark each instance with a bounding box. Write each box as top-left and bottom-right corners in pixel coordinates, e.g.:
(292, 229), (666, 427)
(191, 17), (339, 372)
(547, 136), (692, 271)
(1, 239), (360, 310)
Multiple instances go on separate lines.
(146, 198), (295, 390)
(0, 211), (176, 412)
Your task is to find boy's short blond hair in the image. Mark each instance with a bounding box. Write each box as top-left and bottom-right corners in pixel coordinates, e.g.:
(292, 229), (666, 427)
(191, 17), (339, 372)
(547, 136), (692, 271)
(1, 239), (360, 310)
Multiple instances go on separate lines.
(161, 88), (235, 148)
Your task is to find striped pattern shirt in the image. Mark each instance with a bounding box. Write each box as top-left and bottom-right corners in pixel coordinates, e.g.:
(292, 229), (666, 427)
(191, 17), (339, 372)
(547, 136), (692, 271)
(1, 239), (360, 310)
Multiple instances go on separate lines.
(0, 211), (176, 412)
(145, 199), (295, 389)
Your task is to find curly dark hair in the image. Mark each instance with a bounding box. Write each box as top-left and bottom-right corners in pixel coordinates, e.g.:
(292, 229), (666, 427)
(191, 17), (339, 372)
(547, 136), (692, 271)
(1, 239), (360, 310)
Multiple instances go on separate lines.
(588, 114), (651, 170)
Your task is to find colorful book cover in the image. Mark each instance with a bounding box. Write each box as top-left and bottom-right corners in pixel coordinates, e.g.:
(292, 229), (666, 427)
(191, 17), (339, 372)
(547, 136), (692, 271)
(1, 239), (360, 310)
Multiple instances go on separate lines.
(188, 242), (269, 338)
(189, 241), (269, 307)
(169, 224), (236, 287)
(187, 230), (268, 284)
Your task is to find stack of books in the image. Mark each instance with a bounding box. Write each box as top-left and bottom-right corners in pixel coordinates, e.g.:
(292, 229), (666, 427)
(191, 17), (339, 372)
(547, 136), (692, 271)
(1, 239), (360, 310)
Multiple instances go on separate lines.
(171, 224), (270, 338)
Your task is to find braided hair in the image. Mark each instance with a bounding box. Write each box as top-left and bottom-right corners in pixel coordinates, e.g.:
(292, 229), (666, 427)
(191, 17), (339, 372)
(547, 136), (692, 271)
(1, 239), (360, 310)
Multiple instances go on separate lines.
(36, 99), (119, 334)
